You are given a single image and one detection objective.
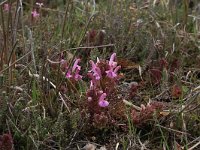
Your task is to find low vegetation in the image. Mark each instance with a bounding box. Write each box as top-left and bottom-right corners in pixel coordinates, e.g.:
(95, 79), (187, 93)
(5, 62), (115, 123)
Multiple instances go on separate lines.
(0, 0), (200, 149)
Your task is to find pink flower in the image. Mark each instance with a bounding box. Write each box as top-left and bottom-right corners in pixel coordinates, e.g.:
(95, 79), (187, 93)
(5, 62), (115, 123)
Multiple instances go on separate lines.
(36, 2), (44, 7)
(89, 60), (102, 80)
(108, 53), (117, 68)
(72, 59), (81, 72)
(74, 69), (82, 81)
(3, 3), (10, 11)
(106, 53), (121, 78)
(105, 69), (117, 78)
(31, 9), (40, 18)
(98, 93), (109, 107)
(66, 58), (82, 81)
(106, 65), (121, 78)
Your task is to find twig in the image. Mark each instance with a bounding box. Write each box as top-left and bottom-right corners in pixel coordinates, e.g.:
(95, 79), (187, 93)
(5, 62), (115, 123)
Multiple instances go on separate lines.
(188, 140), (200, 150)
(184, 136), (200, 148)
(123, 99), (142, 111)
(0, 51), (32, 74)
(50, 44), (115, 59)
(115, 142), (119, 150)
(137, 136), (148, 150)
(0, 0), (8, 5)
(155, 124), (190, 135)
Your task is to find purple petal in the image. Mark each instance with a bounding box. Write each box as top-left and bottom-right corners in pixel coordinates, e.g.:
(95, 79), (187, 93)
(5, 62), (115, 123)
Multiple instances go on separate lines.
(106, 70), (117, 78)
(90, 67), (101, 80)
(95, 67), (101, 75)
(98, 100), (109, 107)
(99, 93), (107, 101)
(94, 74), (100, 80)
(114, 66), (121, 73)
(72, 59), (81, 72)
(74, 74), (82, 81)
(74, 69), (82, 81)
(89, 60), (96, 72)
(109, 53), (116, 66)
(89, 60), (102, 80)
(66, 71), (72, 78)
(32, 9), (40, 18)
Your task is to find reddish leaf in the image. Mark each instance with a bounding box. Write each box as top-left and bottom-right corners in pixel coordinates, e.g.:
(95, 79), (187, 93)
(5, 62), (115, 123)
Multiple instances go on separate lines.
(171, 84), (182, 99)
(170, 59), (180, 73)
(87, 29), (97, 43)
(0, 134), (13, 150)
(131, 101), (164, 126)
(159, 58), (168, 70)
(149, 68), (162, 85)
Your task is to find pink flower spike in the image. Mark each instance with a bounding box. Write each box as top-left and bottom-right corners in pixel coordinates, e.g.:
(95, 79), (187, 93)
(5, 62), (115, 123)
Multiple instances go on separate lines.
(3, 4), (10, 11)
(36, 2), (44, 7)
(72, 59), (81, 72)
(114, 66), (121, 73)
(98, 93), (109, 107)
(31, 9), (40, 18)
(94, 67), (101, 80)
(89, 60), (101, 80)
(109, 53), (117, 67)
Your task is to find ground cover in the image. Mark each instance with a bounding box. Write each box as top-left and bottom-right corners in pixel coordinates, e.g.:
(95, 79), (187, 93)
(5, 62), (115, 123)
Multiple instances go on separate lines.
(0, 0), (200, 149)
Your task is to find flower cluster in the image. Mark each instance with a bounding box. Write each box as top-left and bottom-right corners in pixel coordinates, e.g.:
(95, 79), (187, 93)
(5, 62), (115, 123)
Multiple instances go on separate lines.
(87, 53), (121, 108)
(56, 53), (121, 128)
(65, 58), (82, 81)
(87, 87), (109, 108)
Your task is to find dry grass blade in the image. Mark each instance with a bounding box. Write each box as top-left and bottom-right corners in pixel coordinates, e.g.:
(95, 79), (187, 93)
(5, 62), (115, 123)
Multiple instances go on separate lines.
(28, 71), (70, 113)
